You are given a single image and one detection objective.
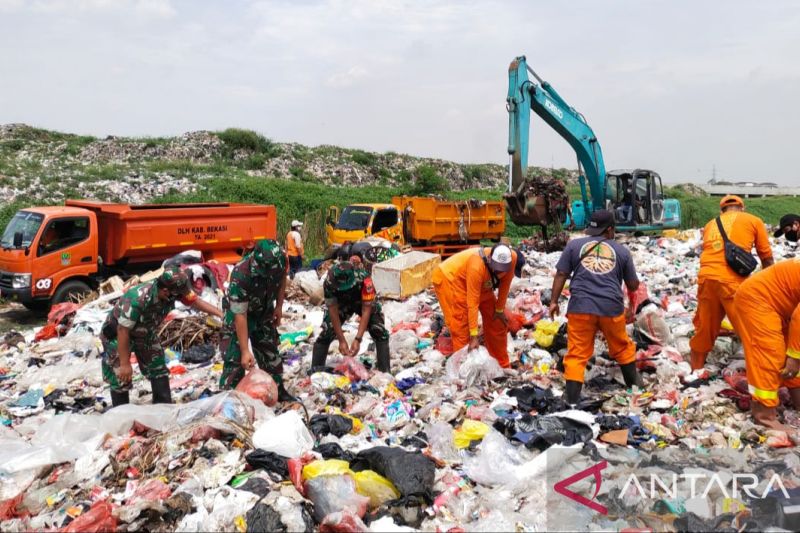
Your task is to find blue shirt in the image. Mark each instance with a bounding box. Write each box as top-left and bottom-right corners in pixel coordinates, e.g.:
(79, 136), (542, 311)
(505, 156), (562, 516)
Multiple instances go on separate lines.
(555, 236), (638, 317)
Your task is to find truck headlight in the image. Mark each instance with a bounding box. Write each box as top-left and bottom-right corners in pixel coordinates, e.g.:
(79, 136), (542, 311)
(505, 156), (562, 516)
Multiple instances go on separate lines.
(12, 274), (31, 289)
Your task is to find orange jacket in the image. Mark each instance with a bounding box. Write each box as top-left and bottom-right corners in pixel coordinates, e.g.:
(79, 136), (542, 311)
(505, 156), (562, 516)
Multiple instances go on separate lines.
(433, 247), (517, 336)
(698, 211), (772, 284)
(738, 258), (800, 358)
(286, 230), (302, 257)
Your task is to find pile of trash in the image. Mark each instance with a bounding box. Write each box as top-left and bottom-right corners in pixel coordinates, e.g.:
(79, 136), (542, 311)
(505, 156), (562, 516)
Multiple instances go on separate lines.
(1, 233), (800, 531)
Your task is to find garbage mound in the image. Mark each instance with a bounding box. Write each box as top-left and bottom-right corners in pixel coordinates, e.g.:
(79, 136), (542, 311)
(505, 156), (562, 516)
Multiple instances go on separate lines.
(1, 234), (800, 531)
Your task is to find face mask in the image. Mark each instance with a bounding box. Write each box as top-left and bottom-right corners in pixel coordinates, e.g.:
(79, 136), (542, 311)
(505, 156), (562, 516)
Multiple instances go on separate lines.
(786, 230), (798, 243)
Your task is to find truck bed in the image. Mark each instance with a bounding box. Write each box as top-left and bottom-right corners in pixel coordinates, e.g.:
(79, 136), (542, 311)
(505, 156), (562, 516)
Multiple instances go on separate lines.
(392, 196), (505, 244)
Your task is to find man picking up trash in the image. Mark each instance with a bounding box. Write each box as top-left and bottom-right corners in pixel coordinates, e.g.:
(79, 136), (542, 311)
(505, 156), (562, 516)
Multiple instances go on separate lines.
(734, 258), (800, 437)
(549, 210), (643, 405)
(432, 244), (518, 368)
(286, 220), (304, 279)
(219, 239), (295, 402)
(690, 195), (773, 370)
(102, 268), (222, 407)
(310, 259), (391, 373)
(774, 214), (800, 242)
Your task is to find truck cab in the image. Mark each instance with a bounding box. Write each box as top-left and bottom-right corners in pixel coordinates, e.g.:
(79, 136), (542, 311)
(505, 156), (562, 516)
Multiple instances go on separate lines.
(0, 206), (98, 309)
(326, 204), (404, 246)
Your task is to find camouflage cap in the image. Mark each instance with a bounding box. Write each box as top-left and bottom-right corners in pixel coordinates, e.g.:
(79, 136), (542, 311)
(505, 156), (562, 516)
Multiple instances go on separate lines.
(157, 267), (191, 296)
(251, 239), (287, 275)
(329, 261), (359, 291)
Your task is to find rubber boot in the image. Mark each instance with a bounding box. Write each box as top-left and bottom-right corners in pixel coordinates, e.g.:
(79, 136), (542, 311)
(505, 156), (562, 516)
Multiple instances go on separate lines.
(276, 377), (297, 403)
(375, 340), (391, 373)
(690, 350), (706, 371)
(309, 342), (329, 374)
(790, 388), (800, 409)
(565, 380), (583, 406)
(150, 376), (172, 404)
(110, 390), (129, 407)
(620, 362), (644, 388)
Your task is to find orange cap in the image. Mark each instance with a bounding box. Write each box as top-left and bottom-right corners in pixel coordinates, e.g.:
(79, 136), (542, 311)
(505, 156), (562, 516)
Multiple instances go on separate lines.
(720, 195), (744, 208)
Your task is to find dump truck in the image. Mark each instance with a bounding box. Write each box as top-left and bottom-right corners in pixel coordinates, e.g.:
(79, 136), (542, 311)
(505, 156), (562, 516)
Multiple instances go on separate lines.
(326, 196), (506, 256)
(0, 200), (277, 310)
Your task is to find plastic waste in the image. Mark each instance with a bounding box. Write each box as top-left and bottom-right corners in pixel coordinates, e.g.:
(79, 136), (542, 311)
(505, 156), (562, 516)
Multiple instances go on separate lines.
(245, 450), (289, 478)
(352, 446), (435, 501)
(319, 510), (369, 532)
(453, 420), (490, 449)
(533, 320), (560, 348)
(445, 346), (503, 387)
(302, 459), (352, 481)
(252, 410), (314, 458)
(462, 429), (533, 486)
(310, 414), (354, 438)
(335, 358), (370, 382)
(235, 368), (278, 407)
(353, 470), (401, 509)
(304, 474), (369, 521)
(60, 500), (116, 533)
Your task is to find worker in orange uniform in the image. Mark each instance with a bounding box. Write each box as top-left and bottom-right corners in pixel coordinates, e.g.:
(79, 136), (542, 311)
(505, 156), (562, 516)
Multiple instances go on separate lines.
(734, 258), (800, 435)
(286, 220), (304, 279)
(432, 244), (518, 368)
(690, 195), (773, 370)
(550, 210), (643, 405)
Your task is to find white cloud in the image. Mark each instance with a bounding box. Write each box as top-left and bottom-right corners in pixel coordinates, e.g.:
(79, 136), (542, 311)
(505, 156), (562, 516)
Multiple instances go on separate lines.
(325, 66), (367, 88)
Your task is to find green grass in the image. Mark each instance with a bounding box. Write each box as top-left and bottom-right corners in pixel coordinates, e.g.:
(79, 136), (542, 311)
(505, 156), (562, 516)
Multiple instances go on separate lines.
(216, 128), (280, 161)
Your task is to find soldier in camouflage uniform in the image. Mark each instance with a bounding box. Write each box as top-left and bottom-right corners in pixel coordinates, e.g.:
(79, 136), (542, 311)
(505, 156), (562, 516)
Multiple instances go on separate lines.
(310, 259), (391, 373)
(219, 239), (295, 401)
(101, 268), (222, 407)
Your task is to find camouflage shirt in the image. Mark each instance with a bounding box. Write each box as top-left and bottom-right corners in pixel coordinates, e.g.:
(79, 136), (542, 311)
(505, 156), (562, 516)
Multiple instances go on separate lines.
(323, 261), (376, 308)
(224, 245), (288, 323)
(101, 280), (196, 339)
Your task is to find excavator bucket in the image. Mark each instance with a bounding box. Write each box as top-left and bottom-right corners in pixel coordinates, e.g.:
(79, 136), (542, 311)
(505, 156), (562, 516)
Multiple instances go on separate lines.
(503, 175), (569, 227)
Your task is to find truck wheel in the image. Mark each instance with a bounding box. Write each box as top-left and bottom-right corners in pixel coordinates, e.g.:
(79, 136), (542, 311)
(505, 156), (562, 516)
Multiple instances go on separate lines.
(51, 280), (91, 305)
(23, 301), (49, 314)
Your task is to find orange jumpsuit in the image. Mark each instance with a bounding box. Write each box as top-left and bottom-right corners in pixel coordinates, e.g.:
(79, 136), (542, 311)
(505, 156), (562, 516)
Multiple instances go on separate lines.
(734, 259), (800, 407)
(432, 247), (517, 368)
(690, 211), (772, 367)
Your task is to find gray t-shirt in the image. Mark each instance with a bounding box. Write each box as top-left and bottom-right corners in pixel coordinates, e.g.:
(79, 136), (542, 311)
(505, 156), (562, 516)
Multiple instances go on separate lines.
(555, 236), (638, 317)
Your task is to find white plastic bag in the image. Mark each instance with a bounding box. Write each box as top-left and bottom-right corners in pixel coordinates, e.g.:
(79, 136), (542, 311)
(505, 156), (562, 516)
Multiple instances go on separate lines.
(463, 429), (533, 486)
(445, 346), (503, 387)
(252, 410), (314, 458)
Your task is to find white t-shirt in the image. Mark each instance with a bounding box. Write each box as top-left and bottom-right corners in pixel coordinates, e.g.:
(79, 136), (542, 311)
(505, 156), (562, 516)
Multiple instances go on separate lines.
(289, 230), (302, 247)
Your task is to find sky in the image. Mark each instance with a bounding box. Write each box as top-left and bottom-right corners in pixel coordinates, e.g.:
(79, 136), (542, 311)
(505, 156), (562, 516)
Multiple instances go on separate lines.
(1, 0), (799, 185)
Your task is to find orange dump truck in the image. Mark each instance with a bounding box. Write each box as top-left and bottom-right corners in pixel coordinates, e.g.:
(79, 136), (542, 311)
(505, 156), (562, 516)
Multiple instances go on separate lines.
(0, 200), (276, 309)
(326, 196), (506, 256)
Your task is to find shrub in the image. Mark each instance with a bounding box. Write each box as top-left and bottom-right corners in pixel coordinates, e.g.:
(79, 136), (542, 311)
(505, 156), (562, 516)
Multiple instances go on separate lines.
(217, 128), (279, 158)
(413, 165), (448, 194)
(351, 150), (377, 166)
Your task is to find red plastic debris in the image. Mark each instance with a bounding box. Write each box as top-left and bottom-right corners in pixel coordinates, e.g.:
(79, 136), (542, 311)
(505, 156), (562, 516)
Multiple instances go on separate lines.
(235, 368), (278, 407)
(60, 500), (116, 533)
(319, 510), (368, 532)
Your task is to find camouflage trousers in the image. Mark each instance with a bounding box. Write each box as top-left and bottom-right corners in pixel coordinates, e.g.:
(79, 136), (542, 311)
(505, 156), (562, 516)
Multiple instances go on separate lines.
(101, 334), (167, 392)
(219, 320), (282, 390)
(314, 302), (390, 347)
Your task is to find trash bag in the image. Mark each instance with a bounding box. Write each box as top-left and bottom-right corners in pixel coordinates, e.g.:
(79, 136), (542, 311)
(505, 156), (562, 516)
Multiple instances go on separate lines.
(309, 414), (354, 438)
(246, 450), (289, 478)
(533, 320), (560, 348)
(445, 346), (504, 387)
(319, 510), (369, 532)
(453, 420), (490, 449)
(314, 442), (356, 462)
(462, 430), (532, 487)
(507, 414), (594, 450)
(182, 343), (216, 364)
(351, 446), (435, 503)
(245, 503), (285, 532)
(504, 308), (526, 335)
(426, 422), (460, 463)
(353, 470), (400, 509)
(633, 303), (672, 346)
(252, 410), (314, 458)
(302, 459), (352, 481)
(304, 474), (369, 521)
(334, 358), (370, 382)
(162, 250), (203, 268)
(60, 500), (116, 533)
(235, 368), (278, 407)
(507, 385), (568, 414)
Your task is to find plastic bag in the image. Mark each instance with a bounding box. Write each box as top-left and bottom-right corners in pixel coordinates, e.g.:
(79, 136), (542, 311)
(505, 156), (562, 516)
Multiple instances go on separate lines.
(60, 500), (116, 533)
(533, 320), (560, 348)
(435, 334), (454, 356)
(352, 446), (435, 501)
(252, 410), (314, 458)
(245, 450), (289, 478)
(445, 346), (503, 387)
(304, 474), (369, 521)
(426, 422), (460, 463)
(130, 479), (171, 502)
(389, 330), (419, 355)
(453, 420), (490, 449)
(335, 358), (370, 382)
(319, 510), (369, 532)
(235, 368), (278, 407)
(462, 430), (532, 487)
(634, 304), (672, 346)
(302, 459), (352, 481)
(310, 414), (354, 438)
(353, 470), (400, 509)
(504, 308), (526, 335)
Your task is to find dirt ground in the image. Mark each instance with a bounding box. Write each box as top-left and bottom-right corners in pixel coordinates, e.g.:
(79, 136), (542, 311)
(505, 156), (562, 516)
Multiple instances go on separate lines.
(0, 302), (44, 335)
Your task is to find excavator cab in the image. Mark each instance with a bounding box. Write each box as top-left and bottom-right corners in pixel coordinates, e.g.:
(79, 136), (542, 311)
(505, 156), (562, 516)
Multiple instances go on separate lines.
(607, 170), (665, 229)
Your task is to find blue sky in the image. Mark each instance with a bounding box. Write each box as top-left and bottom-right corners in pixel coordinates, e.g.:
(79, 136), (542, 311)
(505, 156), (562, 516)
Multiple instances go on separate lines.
(1, 0), (798, 184)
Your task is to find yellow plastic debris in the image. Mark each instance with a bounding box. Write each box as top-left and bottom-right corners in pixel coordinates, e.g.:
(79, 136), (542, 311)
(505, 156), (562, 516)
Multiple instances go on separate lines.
(721, 318), (734, 331)
(234, 515), (247, 533)
(334, 375), (351, 389)
(354, 470), (400, 509)
(454, 420), (490, 449)
(533, 320), (560, 348)
(326, 407), (364, 434)
(302, 459), (352, 481)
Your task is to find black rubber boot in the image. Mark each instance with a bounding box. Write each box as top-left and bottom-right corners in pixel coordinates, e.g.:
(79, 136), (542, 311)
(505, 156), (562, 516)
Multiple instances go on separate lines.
(620, 362), (644, 388)
(150, 376), (172, 404)
(111, 390), (129, 407)
(375, 340), (391, 373)
(309, 342), (329, 374)
(565, 380), (582, 406)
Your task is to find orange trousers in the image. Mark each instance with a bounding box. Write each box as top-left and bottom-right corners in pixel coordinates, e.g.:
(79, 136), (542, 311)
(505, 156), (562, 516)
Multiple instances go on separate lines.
(564, 313), (636, 383)
(689, 279), (738, 364)
(734, 292), (800, 408)
(433, 277), (510, 368)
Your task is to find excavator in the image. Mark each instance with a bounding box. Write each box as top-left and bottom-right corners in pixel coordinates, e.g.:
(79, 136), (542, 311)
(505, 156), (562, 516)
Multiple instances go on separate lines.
(504, 55), (681, 241)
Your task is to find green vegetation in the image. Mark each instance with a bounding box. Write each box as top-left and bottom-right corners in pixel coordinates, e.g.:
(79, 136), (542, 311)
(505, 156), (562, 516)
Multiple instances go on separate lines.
(216, 128), (280, 161)
(665, 186), (795, 229)
(351, 149), (378, 167)
(413, 165), (448, 195)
